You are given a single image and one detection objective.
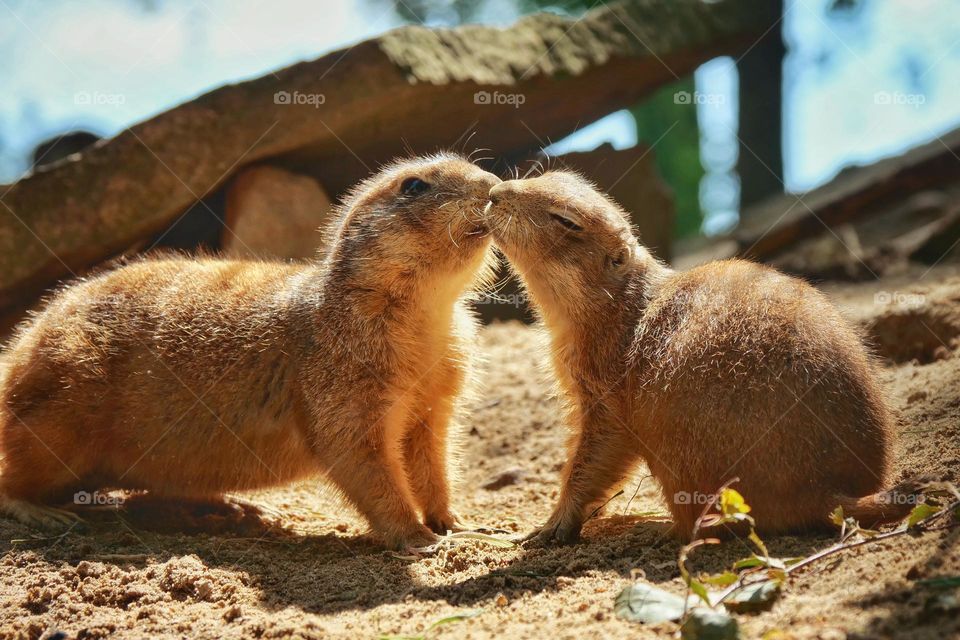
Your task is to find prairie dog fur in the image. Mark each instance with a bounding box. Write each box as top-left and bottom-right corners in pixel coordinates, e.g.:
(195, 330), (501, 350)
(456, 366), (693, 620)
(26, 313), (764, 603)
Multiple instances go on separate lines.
(0, 153), (500, 550)
(487, 172), (903, 543)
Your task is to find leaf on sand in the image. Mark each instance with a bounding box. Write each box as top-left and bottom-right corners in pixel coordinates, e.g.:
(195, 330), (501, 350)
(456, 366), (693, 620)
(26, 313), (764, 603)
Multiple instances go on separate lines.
(701, 571), (739, 587)
(379, 610), (483, 640)
(680, 608), (740, 640)
(689, 578), (711, 605)
(732, 555), (792, 571)
(445, 531), (516, 548)
(907, 503), (941, 528)
(724, 580), (782, 613)
(732, 556), (765, 571)
(917, 576), (960, 589)
(426, 609), (483, 631)
(748, 529), (769, 558)
(615, 582), (711, 624)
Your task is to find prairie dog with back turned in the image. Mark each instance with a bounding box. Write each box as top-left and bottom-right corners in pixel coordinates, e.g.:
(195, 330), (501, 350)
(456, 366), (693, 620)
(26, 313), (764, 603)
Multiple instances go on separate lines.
(0, 153), (500, 550)
(487, 171), (910, 544)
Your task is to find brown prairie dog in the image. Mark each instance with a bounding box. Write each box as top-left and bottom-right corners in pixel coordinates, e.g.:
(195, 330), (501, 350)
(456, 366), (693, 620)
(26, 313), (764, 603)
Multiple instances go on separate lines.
(0, 154), (500, 550)
(487, 171), (907, 544)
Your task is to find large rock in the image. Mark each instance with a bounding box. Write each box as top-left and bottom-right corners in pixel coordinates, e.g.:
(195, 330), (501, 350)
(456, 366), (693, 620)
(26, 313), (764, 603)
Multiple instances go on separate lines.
(222, 166), (333, 261)
(0, 0), (778, 312)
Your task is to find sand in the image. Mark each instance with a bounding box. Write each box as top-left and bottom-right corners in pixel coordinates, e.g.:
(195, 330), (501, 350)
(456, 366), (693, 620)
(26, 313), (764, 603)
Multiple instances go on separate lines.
(1, 265), (958, 640)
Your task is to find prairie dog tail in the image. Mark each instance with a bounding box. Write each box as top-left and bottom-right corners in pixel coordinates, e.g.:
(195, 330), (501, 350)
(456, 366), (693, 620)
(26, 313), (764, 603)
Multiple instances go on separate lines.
(834, 476), (933, 527)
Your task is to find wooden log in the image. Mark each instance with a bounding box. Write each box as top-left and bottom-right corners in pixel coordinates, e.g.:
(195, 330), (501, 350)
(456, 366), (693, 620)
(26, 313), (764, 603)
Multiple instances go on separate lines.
(0, 0), (779, 312)
(736, 127), (960, 260)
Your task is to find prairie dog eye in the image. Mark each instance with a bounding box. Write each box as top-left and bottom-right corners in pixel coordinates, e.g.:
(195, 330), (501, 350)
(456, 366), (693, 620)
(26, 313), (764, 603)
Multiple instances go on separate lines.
(549, 212), (583, 232)
(400, 177), (431, 196)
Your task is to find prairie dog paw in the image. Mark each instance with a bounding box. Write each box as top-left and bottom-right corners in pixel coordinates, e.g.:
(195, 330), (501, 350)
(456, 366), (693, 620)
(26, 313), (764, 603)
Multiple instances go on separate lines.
(0, 499), (84, 531)
(387, 525), (439, 552)
(425, 511), (463, 535)
(523, 519), (582, 547)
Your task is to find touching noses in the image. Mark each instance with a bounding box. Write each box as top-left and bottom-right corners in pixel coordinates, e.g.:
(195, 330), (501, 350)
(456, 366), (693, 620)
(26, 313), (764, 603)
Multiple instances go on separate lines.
(488, 180), (521, 205)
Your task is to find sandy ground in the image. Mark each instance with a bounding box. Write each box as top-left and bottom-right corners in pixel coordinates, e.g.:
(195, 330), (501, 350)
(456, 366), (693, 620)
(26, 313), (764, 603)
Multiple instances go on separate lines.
(1, 265), (959, 640)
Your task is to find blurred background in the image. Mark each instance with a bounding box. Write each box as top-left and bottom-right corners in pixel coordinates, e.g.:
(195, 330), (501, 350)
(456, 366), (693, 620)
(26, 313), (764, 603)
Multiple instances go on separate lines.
(2, 0), (958, 238)
(2, 0), (960, 330)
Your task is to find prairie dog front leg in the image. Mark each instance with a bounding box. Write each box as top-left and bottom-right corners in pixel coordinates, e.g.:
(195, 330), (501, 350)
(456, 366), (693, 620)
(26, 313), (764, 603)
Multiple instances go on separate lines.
(530, 408), (640, 545)
(403, 356), (465, 534)
(323, 397), (435, 550)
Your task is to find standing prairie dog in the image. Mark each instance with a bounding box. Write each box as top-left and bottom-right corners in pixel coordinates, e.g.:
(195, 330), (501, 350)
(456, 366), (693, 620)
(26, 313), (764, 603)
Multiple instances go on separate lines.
(0, 154), (499, 550)
(487, 171), (908, 544)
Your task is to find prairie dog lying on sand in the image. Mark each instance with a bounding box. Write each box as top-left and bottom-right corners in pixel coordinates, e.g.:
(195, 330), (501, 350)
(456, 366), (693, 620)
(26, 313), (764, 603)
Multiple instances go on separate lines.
(0, 154), (499, 550)
(487, 171), (911, 544)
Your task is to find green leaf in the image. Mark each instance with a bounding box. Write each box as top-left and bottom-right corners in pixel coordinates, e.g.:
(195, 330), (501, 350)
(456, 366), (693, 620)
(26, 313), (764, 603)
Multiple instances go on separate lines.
(680, 608), (741, 640)
(768, 569), (787, 582)
(732, 555), (789, 571)
(720, 489), (751, 517)
(445, 532), (516, 548)
(426, 609), (483, 631)
(917, 576), (960, 589)
(829, 506), (844, 527)
(725, 580), (782, 613)
(701, 571), (739, 587)
(689, 578), (711, 605)
(732, 556), (764, 571)
(615, 582), (705, 624)
(380, 609), (483, 640)
(748, 529), (769, 559)
(907, 503), (941, 528)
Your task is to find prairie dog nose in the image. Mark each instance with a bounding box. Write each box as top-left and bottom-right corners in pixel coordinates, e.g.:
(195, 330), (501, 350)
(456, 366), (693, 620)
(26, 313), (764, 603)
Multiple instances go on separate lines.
(489, 180), (521, 204)
(466, 170), (500, 199)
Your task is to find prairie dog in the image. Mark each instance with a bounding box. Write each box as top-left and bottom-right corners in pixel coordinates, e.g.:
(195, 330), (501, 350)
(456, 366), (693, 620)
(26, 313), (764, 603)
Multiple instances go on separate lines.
(487, 172), (904, 543)
(0, 154), (499, 550)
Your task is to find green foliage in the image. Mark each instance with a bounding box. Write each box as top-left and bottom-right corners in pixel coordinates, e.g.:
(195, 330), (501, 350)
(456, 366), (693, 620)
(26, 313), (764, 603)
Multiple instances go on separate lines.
(631, 77), (704, 238)
(618, 481), (959, 633)
(917, 576), (960, 589)
(701, 571), (739, 587)
(675, 483), (782, 623)
(907, 503), (941, 528)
